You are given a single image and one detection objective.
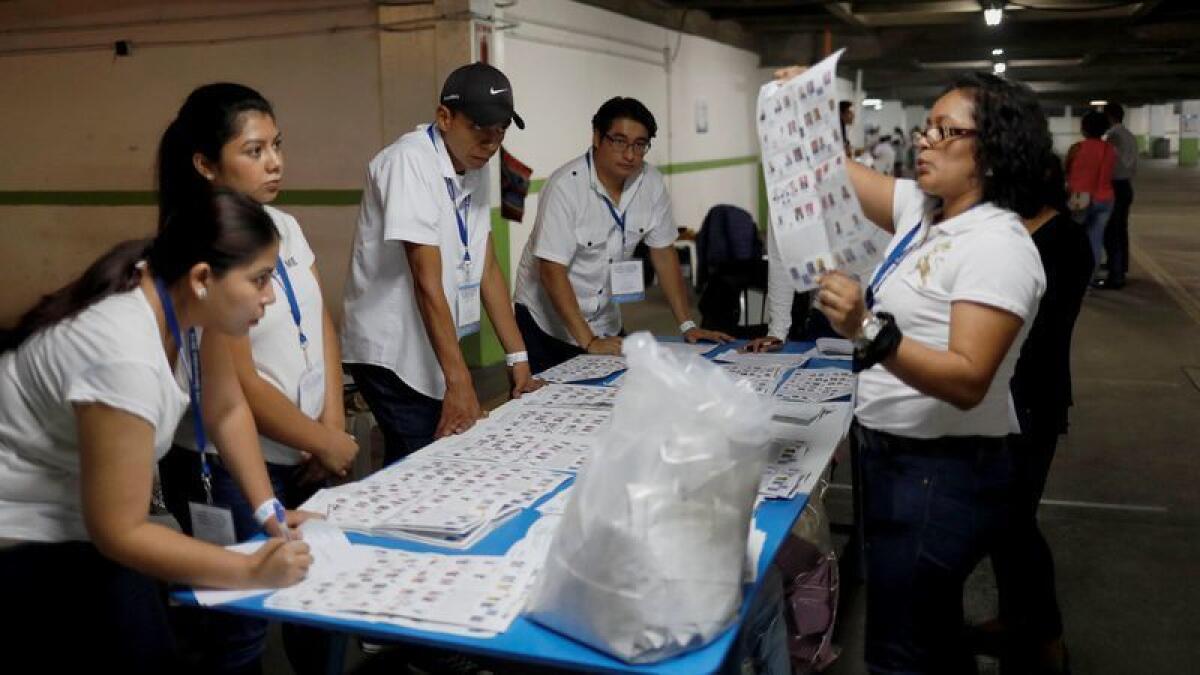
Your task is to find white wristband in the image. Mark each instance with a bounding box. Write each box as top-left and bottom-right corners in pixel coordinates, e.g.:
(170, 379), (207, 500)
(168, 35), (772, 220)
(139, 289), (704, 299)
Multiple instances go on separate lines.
(253, 498), (284, 528)
(679, 320), (697, 334)
(505, 351), (529, 367)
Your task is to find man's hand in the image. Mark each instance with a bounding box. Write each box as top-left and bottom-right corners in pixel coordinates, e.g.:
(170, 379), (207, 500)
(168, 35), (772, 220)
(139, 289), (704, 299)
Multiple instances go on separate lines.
(741, 336), (784, 353)
(509, 362), (544, 399)
(683, 327), (733, 344)
(436, 379), (484, 438)
(587, 336), (623, 355)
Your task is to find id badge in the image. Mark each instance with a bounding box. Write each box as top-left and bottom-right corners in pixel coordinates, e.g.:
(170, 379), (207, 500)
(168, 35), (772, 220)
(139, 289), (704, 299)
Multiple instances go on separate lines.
(456, 282), (481, 338)
(296, 364), (326, 418)
(610, 260), (645, 303)
(189, 501), (237, 546)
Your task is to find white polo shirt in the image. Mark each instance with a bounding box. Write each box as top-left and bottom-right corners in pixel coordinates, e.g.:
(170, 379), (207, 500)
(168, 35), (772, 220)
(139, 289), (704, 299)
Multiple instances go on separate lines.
(0, 288), (189, 543)
(342, 124), (491, 400)
(855, 179), (1045, 438)
(513, 149), (677, 344)
(175, 206), (325, 465)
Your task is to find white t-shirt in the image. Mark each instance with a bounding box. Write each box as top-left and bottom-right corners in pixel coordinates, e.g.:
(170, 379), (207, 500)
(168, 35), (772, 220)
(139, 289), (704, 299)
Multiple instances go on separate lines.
(0, 287), (189, 543)
(872, 142), (896, 177)
(175, 206), (324, 465)
(855, 180), (1045, 438)
(341, 124), (491, 399)
(513, 149), (677, 344)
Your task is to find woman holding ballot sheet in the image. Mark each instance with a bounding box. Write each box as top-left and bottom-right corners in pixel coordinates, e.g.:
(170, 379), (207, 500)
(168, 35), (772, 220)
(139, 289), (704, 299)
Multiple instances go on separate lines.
(0, 190), (312, 672)
(155, 82), (352, 675)
(778, 67), (1051, 673)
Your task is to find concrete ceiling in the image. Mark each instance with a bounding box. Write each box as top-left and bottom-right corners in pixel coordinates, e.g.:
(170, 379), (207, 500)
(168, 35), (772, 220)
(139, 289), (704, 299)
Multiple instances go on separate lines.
(577, 0), (1199, 107)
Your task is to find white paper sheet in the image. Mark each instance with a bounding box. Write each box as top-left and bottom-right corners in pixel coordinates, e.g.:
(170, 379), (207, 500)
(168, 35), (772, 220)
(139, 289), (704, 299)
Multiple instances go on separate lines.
(535, 355), (626, 383)
(775, 368), (856, 403)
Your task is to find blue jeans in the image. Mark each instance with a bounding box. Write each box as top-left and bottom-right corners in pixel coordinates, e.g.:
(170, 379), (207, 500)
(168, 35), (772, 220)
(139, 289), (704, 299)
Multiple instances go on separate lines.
(346, 363), (441, 466)
(159, 447), (324, 673)
(1079, 199), (1114, 279)
(853, 423), (1014, 675)
(515, 303), (586, 375)
(722, 565), (791, 675)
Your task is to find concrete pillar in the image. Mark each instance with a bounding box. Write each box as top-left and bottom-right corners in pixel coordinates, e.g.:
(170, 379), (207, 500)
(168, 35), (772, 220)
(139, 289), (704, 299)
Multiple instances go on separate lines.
(1179, 100), (1200, 166)
(1127, 104), (1150, 154)
(1148, 103), (1173, 158)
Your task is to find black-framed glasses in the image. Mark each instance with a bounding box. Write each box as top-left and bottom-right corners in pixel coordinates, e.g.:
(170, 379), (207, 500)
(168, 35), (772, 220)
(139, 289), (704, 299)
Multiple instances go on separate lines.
(603, 133), (651, 156)
(920, 125), (977, 146)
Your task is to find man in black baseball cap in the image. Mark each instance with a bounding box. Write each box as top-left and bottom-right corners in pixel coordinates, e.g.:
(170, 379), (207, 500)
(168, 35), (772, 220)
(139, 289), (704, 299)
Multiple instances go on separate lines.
(440, 61), (525, 131)
(342, 60), (539, 467)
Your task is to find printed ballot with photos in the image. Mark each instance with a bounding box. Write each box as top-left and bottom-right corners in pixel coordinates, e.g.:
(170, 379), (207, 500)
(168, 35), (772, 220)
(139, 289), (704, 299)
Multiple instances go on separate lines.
(527, 333), (774, 663)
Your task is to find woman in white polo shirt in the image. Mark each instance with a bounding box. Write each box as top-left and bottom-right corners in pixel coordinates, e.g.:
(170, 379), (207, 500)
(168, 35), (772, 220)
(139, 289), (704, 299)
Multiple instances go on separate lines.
(155, 83), (355, 674)
(0, 191), (312, 672)
(809, 73), (1051, 673)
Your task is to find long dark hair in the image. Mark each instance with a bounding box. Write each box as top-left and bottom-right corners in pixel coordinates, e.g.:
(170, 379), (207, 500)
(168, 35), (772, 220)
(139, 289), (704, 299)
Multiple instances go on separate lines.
(1, 190), (277, 353)
(947, 72), (1053, 219)
(156, 83), (274, 229)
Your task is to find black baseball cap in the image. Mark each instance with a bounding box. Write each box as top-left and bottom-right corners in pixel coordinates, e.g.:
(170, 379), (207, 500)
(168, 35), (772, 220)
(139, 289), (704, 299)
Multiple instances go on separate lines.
(440, 62), (525, 130)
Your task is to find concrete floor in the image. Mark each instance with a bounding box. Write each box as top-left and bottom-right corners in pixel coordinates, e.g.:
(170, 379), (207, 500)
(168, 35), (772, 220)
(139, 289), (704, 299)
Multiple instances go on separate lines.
(266, 158), (1200, 673)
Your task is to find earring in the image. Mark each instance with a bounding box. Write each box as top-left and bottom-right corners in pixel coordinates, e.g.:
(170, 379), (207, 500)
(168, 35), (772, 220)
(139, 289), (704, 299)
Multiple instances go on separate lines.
(197, 287), (208, 300)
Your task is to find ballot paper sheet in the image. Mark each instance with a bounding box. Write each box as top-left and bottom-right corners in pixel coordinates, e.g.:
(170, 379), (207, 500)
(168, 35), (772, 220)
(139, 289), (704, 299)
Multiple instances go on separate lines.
(757, 49), (891, 291)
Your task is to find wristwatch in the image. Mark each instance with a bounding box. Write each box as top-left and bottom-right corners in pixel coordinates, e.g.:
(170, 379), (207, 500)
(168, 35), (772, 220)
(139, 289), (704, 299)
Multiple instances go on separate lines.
(855, 313), (885, 348)
(852, 311), (901, 373)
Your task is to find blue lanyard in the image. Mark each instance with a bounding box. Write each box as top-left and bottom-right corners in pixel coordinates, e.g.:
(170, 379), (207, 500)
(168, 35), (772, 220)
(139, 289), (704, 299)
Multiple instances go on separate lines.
(153, 276), (212, 503)
(865, 222), (922, 310)
(427, 124), (472, 263)
(585, 151), (628, 244)
(274, 257), (308, 351)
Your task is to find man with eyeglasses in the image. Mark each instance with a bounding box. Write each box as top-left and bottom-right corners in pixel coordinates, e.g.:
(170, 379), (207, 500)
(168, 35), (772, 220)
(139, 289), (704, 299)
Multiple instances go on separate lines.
(513, 96), (731, 373)
(342, 62), (539, 465)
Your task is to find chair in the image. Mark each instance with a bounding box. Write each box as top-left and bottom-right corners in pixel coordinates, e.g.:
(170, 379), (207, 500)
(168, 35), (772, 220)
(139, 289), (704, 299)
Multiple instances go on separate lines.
(695, 205), (768, 337)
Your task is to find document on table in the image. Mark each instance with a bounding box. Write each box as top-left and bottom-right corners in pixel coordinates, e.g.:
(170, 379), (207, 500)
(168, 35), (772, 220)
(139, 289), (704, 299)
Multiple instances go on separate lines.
(518, 383), (619, 410)
(535, 355), (626, 383)
(713, 349), (811, 369)
(719, 362), (789, 396)
(775, 368), (856, 403)
(193, 520), (364, 606)
(757, 49), (891, 291)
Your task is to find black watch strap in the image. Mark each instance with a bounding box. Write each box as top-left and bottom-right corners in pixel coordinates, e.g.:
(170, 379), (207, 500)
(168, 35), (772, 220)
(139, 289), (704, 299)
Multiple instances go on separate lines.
(852, 312), (901, 373)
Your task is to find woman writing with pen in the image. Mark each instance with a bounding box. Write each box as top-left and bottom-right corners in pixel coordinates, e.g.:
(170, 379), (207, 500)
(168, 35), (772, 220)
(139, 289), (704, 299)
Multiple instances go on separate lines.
(0, 190), (312, 672)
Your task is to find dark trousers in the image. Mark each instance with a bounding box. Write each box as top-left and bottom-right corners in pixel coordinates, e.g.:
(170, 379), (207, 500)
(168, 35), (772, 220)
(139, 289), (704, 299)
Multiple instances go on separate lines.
(1105, 179), (1134, 281)
(345, 363), (440, 466)
(854, 423), (1014, 675)
(515, 303), (585, 375)
(991, 425), (1064, 646)
(159, 447), (328, 675)
(0, 540), (179, 673)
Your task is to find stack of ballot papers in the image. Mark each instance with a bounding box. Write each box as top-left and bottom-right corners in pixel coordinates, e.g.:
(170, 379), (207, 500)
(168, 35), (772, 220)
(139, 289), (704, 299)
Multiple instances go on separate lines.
(300, 458), (570, 549)
(713, 349), (811, 369)
(422, 430), (593, 472)
(265, 515), (563, 637)
(518, 383), (619, 410)
(757, 438), (834, 500)
(534, 355), (626, 383)
(719, 362), (789, 396)
(774, 367), (856, 403)
(815, 337), (854, 359)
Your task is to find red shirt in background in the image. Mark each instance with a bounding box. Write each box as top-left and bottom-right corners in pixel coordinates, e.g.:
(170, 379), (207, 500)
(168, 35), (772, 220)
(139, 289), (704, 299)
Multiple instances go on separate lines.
(1067, 138), (1116, 202)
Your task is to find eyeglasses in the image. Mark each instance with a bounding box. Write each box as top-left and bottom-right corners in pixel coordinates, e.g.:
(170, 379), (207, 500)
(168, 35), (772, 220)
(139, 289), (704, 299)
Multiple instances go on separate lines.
(603, 134), (651, 156)
(919, 125), (977, 146)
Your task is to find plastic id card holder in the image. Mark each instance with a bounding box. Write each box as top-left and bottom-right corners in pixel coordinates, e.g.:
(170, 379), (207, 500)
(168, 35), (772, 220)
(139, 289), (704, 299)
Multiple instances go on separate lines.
(190, 500), (237, 546)
(610, 260), (645, 303)
(296, 364), (326, 418)
(456, 282), (481, 338)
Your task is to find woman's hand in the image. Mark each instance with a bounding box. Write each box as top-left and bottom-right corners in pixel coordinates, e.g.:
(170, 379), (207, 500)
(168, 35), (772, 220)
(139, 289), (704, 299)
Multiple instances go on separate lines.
(815, 272), (868, 339)
(774, 65), (808, 82)
(246, 538), (312, 588)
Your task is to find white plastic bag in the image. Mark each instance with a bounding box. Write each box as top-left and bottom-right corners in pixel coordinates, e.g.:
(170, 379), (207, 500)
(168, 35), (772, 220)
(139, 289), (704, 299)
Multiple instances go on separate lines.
(526, 332), (774, 663)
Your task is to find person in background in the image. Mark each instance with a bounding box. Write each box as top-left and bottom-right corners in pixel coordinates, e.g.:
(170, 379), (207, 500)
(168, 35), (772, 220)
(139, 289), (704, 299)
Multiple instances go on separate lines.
(774, 65), (1049, 673)
(0, 191), (312, 673)
(1065, 109), (1115, 281)
(155, 82), (353, 675)
(1096, 102), (1137, 289)
(840, 100), (857, 156)
(341, 63), (539, 466)
(871, 134), (897, 177)
(976, 151), (1090, 675)
(512, 97), (730, 373)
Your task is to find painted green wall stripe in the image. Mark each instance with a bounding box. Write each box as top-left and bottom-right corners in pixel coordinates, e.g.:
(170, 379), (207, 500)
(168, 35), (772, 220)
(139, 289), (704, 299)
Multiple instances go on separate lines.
(0, 155), (761, 206)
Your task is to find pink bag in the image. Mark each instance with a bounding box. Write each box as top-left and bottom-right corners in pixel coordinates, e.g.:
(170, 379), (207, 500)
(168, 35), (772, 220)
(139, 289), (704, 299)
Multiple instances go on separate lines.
(775, 487), (841, 673)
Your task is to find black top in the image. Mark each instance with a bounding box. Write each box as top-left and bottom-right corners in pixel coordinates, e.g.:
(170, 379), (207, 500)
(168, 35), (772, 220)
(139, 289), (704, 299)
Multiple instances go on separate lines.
(1010, 212), (1094, 435)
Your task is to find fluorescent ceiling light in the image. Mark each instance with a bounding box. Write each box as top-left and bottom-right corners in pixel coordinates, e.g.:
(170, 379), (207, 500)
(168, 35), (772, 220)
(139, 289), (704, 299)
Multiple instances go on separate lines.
(1091, 100), (1108, 107)
(984, 7), (1003, 26)
(861, 98), (883, 109)
(992, 48), (1004, 56)
(993, 62), (1007, 74)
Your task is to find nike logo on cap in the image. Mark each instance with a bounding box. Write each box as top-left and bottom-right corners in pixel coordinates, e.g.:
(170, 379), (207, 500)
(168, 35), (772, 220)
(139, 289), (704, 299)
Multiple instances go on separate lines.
(490, 87), (507, 95)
